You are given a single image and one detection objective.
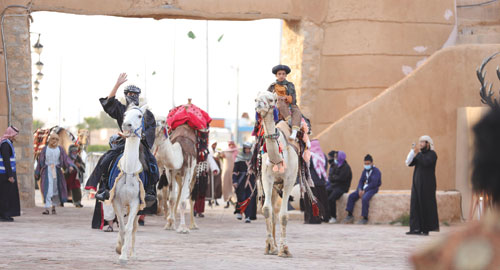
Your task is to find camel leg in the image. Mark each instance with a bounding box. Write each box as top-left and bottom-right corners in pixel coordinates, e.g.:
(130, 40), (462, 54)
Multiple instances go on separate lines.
(164, 172), (177, 230)
(119, 202), (139, 264)
(262, 171), (278, 255)
(161, 185), (169, 218)
(177, 163), (194, 234)
(112, 200), (125, 256)
(189, 198), (199, 230)
(130, 213), (140, 259)
(272, 188), (280, 249)
(278, 182), (294, 258)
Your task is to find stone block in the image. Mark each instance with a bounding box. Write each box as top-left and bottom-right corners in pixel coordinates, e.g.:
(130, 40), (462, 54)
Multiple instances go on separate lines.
(319, 55), (424, 90)
(326, 0), (455, 24)
(313, 88), (386, 124)
(323, 21), (453, 56)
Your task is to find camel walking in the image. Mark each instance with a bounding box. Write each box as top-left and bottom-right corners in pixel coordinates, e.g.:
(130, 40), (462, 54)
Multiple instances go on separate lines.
(109, 105), (147, 264)
(153, 123), (198, 233)
(255, 91), (299, 257)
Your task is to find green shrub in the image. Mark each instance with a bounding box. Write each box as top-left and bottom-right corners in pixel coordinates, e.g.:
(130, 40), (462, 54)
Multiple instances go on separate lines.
(87, 145), (110, 153)
(390, 213), (410, 226)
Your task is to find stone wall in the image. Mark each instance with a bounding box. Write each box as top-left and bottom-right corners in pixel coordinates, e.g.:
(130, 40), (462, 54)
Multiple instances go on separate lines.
(316, 44), (500, 191)
(456, 0), (500, 44)
(0, 0), (496, 207)
(0, 6), (34, 207)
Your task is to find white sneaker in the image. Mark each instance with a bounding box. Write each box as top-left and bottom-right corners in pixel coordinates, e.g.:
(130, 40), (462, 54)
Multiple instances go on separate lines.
(328, 217), (337, 224)
(236, 213), (243, 220)
(290, 129), (298, 140)
(245, 217), (251, 223)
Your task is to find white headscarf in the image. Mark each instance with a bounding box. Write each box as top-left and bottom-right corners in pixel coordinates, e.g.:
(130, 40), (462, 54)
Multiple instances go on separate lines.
(419, 135), (434, 150)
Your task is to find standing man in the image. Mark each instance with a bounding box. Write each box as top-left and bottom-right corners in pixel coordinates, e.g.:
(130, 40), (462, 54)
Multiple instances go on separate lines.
(343, 154), (381, 224)
(221, 141), (238, 208)
(35, 133), (75, 215)
(233, 142), (256, 223)
(0, 126), (20, 222)
(405, 135), (439, 236)
(65, 145), (85, 208)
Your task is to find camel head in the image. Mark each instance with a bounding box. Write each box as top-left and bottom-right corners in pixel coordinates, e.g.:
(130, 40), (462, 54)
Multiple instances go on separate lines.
(122, 104), (148, 138)
(255, 91), (277, 117)
(155, 121), (169, 140)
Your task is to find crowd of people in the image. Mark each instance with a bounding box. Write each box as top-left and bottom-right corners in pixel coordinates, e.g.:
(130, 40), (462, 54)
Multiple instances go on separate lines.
(301, 135), (439, 237)
(0, 64), (447, 243)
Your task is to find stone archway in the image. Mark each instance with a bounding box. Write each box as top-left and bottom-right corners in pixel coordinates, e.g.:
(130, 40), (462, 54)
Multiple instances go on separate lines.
(1, 0), (458, 206)
(1, 0), (325, 207)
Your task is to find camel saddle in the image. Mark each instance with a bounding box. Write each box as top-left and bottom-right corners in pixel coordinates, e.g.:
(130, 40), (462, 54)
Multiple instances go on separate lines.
(276, 121), (299, 153)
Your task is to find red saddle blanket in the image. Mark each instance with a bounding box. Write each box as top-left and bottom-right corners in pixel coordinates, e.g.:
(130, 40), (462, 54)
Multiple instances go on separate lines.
(167, 103), (212, 130)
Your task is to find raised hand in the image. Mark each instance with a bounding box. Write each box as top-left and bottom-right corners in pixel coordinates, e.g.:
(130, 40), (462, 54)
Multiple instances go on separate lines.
(115, 73), (128, 87)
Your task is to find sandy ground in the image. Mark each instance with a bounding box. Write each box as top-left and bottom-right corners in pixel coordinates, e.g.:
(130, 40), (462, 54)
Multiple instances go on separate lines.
(0, 193), (457, 270)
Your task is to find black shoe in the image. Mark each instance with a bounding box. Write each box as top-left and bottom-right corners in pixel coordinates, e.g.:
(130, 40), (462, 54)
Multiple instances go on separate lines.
(406, 230), (421, 235)
(198, 213), (205, 218)
(0, 216), (9, 222)
(7, 217), (13, 222)
(215, 201), (220, 206)
(421, 231), (429, 236)
(224, 202), (230, 209)
(95, 190), (110, 201)
(138, 219), (145, 226)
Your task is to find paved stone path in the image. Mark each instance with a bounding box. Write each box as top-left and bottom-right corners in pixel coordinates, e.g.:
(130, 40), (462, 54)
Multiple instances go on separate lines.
(0, 195), (456, 270)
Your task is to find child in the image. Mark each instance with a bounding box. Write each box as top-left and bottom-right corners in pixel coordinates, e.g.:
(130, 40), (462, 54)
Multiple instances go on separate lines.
(267, 64), (302, 140)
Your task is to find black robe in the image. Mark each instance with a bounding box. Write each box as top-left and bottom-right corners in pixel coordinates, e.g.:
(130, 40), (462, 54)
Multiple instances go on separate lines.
(304, 158), (329, 223)
(99, 96), (156, 148)
(0, 140), (20, 218)
(409, 149), (439, 233)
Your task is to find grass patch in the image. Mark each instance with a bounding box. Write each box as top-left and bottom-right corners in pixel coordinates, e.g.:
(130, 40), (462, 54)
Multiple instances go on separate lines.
(390, 213), (410, 226)
(87, 145), (110, 153)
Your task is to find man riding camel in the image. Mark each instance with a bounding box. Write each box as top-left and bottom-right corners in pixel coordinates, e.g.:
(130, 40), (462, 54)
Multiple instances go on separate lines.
(267, 64), (302, 140)
(87, 73), (158, 204)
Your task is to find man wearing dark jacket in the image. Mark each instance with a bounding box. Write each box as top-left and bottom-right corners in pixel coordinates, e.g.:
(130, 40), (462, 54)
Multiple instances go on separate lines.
(327, 150), (352, 224)
(343, 154), (381, 224)
(89, 73), (158, 204)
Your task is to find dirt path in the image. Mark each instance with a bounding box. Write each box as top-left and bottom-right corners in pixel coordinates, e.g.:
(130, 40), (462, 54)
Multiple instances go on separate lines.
(0, 195), (455, 270)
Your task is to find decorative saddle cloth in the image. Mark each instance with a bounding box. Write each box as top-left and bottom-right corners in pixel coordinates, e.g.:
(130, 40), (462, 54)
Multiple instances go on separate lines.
(108, 154), (147, 210)
(108, 153), (148, 188)
(167, 103), (212, 131)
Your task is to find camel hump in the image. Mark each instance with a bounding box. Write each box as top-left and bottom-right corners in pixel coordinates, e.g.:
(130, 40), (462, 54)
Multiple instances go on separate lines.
(169, 124), (197, 173)
(170, 124), (196, 145)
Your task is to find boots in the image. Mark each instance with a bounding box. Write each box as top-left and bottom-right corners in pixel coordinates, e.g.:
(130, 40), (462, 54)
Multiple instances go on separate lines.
(95, 189), (110, 201)
(95, 175), (110, 201)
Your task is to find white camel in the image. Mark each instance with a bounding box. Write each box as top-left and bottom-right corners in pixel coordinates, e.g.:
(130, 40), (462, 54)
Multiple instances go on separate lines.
(109, 104), (147, 264)
(255, 91), (299, 258)
(153, 122), (198, 233)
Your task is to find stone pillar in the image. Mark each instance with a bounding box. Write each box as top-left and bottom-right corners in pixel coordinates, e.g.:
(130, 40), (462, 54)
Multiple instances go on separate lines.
(280, 20), (323, 130)
(2, 7), (34, 207)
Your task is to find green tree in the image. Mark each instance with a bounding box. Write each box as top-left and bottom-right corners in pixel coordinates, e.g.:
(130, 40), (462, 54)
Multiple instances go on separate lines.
(83, 117), (102, 131)
(32, 119), (45, 130)
(99, 111), (116, 128)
